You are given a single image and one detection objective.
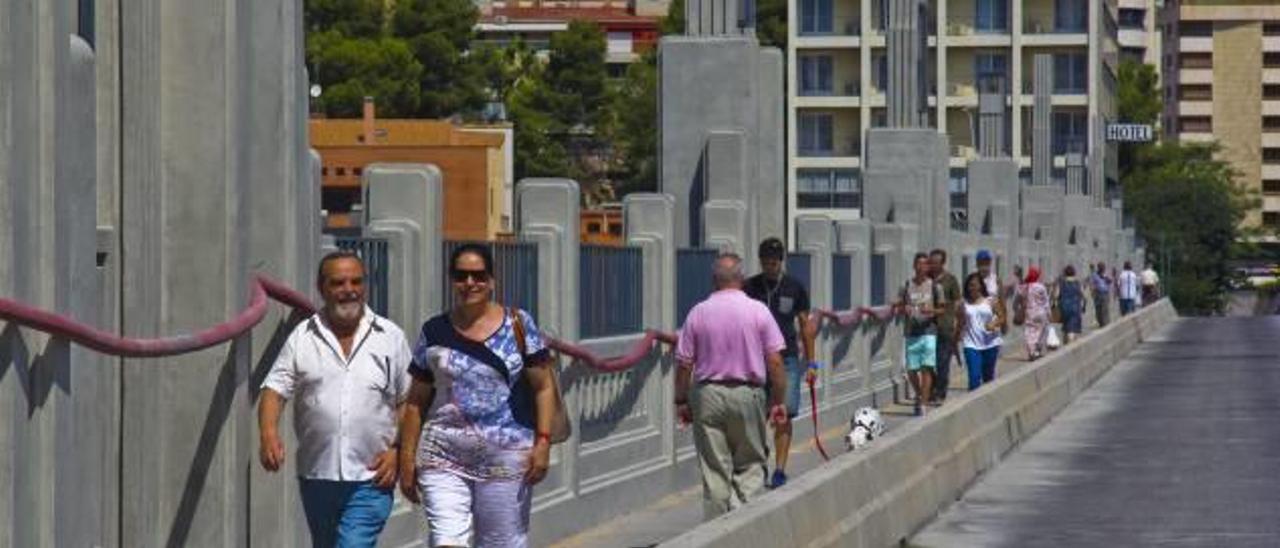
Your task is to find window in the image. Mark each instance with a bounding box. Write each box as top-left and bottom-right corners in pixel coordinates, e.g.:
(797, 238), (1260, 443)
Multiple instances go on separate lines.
(1266, 22), (1280, 37)
(1267, 85), (1280, 100)
(1265, 149), (1280, 165)
(797, 169), (860, 209)
(1263, 180), (1280, 195)
(871, 108), (887, 128)
(1179, 116), (1211, 133)
(1052, 111), (1087, 154)
(1179, 85), (1212, 101)
(1053, 53), (1087, 93)
(975, 0), (1008, 33)
(1179, 21), (1212, 37)
(335, 167), (346, 176)
(798, 113), (834, 156)
(1264, 211), (1280, 228)
(799, 0), (833, 35)
(872, 53), (888, 92)
(1266, 53), (1280, 69)
(1266, 117), (1280, 132)
(798, 55), (835, 96)
(1180, 52), (1212, 69)
(608, 223), (623, 236)
(1118, 8), (1144, 29)
(587, 222), (602, 233)
(1054, 0), (1086, 32)
(975, 53), (1009, 82)
(353, 167), (363, 177)
(321, 167), (329, 176)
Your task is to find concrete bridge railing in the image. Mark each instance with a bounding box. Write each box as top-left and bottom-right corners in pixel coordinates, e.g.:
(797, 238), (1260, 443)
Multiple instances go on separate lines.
(662, 298), (1177, 548)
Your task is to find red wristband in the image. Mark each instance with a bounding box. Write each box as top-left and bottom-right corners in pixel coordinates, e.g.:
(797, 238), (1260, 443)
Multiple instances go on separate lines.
(535, 432), (552, 445)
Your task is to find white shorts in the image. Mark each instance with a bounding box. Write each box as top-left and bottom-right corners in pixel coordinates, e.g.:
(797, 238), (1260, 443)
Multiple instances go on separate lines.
(419, 469), (531, 547)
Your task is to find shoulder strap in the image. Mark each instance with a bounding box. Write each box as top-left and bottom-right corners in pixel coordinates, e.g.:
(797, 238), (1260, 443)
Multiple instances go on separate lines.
(509, 307), (527, 358)
(423, 312), (513, 382)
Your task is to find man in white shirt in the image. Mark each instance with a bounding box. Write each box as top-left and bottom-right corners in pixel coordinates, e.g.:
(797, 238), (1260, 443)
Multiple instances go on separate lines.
(1141, 265), (1160, 305)
(259, 251), (412, 548)
(1118, 261), (1141, 316)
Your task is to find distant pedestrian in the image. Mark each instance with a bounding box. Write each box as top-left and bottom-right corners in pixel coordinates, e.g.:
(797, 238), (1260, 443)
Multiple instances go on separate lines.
(929, 249), (962, 405)
(1118, 261), (1140, 316)
(1021, 267), (1051, 361)
(958, 272), (1003, 389)
(258, 251), (412, 548)
(1056, 265), (1086, 345)
(1141, 264), (1160, 305)
(899, 252), (946, 416)
(1090, 263), (1113, 327)
(745, 238), (816, 489)
(1006, 264), (1025, 303)
(976, 250), (1010, 339)
(676, 254), (788, 519)
(397, 244), (559, 548)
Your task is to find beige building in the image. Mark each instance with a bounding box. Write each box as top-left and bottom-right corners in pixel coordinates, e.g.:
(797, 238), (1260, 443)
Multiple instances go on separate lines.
(787, 0), (1158, 225)
(1162, 0), (1280, 233)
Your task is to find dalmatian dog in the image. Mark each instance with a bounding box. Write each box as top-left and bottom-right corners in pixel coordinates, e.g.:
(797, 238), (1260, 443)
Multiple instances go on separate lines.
(845, 407), (885, 451)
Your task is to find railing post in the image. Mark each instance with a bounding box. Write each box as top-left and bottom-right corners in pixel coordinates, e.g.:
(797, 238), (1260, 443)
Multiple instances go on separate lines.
(517, 178), (581, 500)
(835, 220), (874, 397)
(363, 163), (444, 332)
(623, 193), (677, 462)
(795, 215), (833, 403)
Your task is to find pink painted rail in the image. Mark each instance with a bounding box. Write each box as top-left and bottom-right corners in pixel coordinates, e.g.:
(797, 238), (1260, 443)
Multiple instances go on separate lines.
(0, 275), (897, 370)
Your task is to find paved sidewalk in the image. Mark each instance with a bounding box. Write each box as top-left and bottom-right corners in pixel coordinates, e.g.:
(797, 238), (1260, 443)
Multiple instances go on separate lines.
(550, 333), (1049, 548)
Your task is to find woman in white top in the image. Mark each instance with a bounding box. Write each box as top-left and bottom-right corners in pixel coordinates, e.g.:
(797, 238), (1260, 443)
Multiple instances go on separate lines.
(958, 272), (1003, 390)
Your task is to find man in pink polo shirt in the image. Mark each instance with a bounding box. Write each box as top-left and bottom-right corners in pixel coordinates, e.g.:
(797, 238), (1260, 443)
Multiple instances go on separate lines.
(675, 253), (788, 519)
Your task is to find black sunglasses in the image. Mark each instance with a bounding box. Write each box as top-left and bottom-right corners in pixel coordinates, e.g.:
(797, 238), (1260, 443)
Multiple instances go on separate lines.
(450, 269), (492, 283)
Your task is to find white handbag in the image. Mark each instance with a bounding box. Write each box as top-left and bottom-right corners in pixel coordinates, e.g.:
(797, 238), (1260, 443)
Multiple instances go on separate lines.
(1045, 326), (1062, 349)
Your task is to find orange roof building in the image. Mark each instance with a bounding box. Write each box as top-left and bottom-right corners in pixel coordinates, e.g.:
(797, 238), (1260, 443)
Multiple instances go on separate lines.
(311, 98), (514, 240)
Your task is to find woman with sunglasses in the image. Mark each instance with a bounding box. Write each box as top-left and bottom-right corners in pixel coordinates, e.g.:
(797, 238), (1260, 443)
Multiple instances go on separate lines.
(397, 244), (557, 548)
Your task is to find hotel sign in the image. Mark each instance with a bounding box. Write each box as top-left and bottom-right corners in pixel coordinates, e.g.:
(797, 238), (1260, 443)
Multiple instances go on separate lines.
(1106, 123), (1154, 143)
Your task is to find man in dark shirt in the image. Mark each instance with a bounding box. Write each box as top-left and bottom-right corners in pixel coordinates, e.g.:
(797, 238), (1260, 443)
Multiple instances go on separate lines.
(929, 249), (962, 404)
(745, 237), (817, 489)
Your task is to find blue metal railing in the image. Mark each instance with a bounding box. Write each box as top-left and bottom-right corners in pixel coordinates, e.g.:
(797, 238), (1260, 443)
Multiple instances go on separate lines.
(870, 253), (887, 306)
(676, 248), (718, 326)
(335, 237), (390, 316)
(786, 253), (812, 293)
(831, 253), (853, 311)
(442, 240), (539, 317)
(579, 245), (644, 339)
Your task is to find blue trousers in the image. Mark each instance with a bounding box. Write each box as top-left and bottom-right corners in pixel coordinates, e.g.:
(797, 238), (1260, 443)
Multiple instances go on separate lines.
(299, 479), (393, 548)
(963, 346), (1000, 391)
(1120, 298), (1135, 316)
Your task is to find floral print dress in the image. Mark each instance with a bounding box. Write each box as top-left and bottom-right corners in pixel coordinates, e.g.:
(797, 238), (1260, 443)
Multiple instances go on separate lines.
(411, 309), (548, 481)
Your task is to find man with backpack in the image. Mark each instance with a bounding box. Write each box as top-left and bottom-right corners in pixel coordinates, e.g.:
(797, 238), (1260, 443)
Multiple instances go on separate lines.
(899, 252), (946, 416)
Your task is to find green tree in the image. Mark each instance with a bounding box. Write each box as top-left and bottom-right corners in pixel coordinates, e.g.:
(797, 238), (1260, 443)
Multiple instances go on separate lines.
(305, 0), (385, 38)
(307, 31), (423, 117)
(544, 20), (610, 129)
(607, 55), (660, 194)
(1124, 142), (1259, 314)
(661, 0), (686, 35)
(390, 0), (487, 118)
(756, 0), (787, 50)
(1116, 60), (1162, 178)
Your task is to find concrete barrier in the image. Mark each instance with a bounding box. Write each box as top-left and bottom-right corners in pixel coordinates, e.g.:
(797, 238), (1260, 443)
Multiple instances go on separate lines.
(661, 299), (1178, 548)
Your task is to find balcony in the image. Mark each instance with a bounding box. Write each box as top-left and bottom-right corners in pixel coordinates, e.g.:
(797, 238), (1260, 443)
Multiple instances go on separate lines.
(798, 139), (861, 159)
(1022, 16), (1087, 47)
(797, 81), (863, 107)
(797, 16), (861, 40)
(1178, 36), (1214, 52)
(1177, 100), (1213, 117)
(1118, 28), (1147, 49)
(1179, 69), (1213, 85)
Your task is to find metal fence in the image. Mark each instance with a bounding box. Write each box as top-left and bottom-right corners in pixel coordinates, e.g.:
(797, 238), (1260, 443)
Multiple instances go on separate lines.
(786, 252), (812, 292)
(579, 245), (644, 338)
(676, 248), (718, 326)
(334, 237), (390, 316)
(442, 240), (540, 317)
(831, 253), (853, 310)
(870, 253), (887, 306)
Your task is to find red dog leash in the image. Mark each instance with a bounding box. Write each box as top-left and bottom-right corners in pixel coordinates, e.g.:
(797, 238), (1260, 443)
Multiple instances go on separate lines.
(808, 375), (831, 461)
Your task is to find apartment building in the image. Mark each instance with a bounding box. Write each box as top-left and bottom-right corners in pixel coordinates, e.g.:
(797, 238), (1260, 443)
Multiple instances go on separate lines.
(1162, 0), (1280, 234)
(787, 0), (1142, 225)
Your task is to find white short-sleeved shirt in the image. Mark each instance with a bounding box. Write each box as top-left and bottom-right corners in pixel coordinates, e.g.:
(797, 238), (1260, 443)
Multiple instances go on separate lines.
(1118, 270), (1141, 300)
(261, 307), (412, 481)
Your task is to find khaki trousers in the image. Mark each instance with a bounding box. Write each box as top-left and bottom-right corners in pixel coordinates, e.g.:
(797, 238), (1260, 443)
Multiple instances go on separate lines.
(690, 383), (770, 519)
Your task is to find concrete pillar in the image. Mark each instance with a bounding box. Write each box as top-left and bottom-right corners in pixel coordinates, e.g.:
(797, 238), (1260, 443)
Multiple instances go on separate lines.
(1065, 152), (1086, 195)
(834, 221), (873, 393)
(1032, 54), (1052, 186)
(518, 178), (581, 498)
(363, 164), (445, 333)
(886, 0), (928, 128)
(871, 223), (907, 395)
(795, 215), (833, 400)
(112, 0), (317, 544)
(686, 0), (745, 36)
(977, 76), (1006, 158)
